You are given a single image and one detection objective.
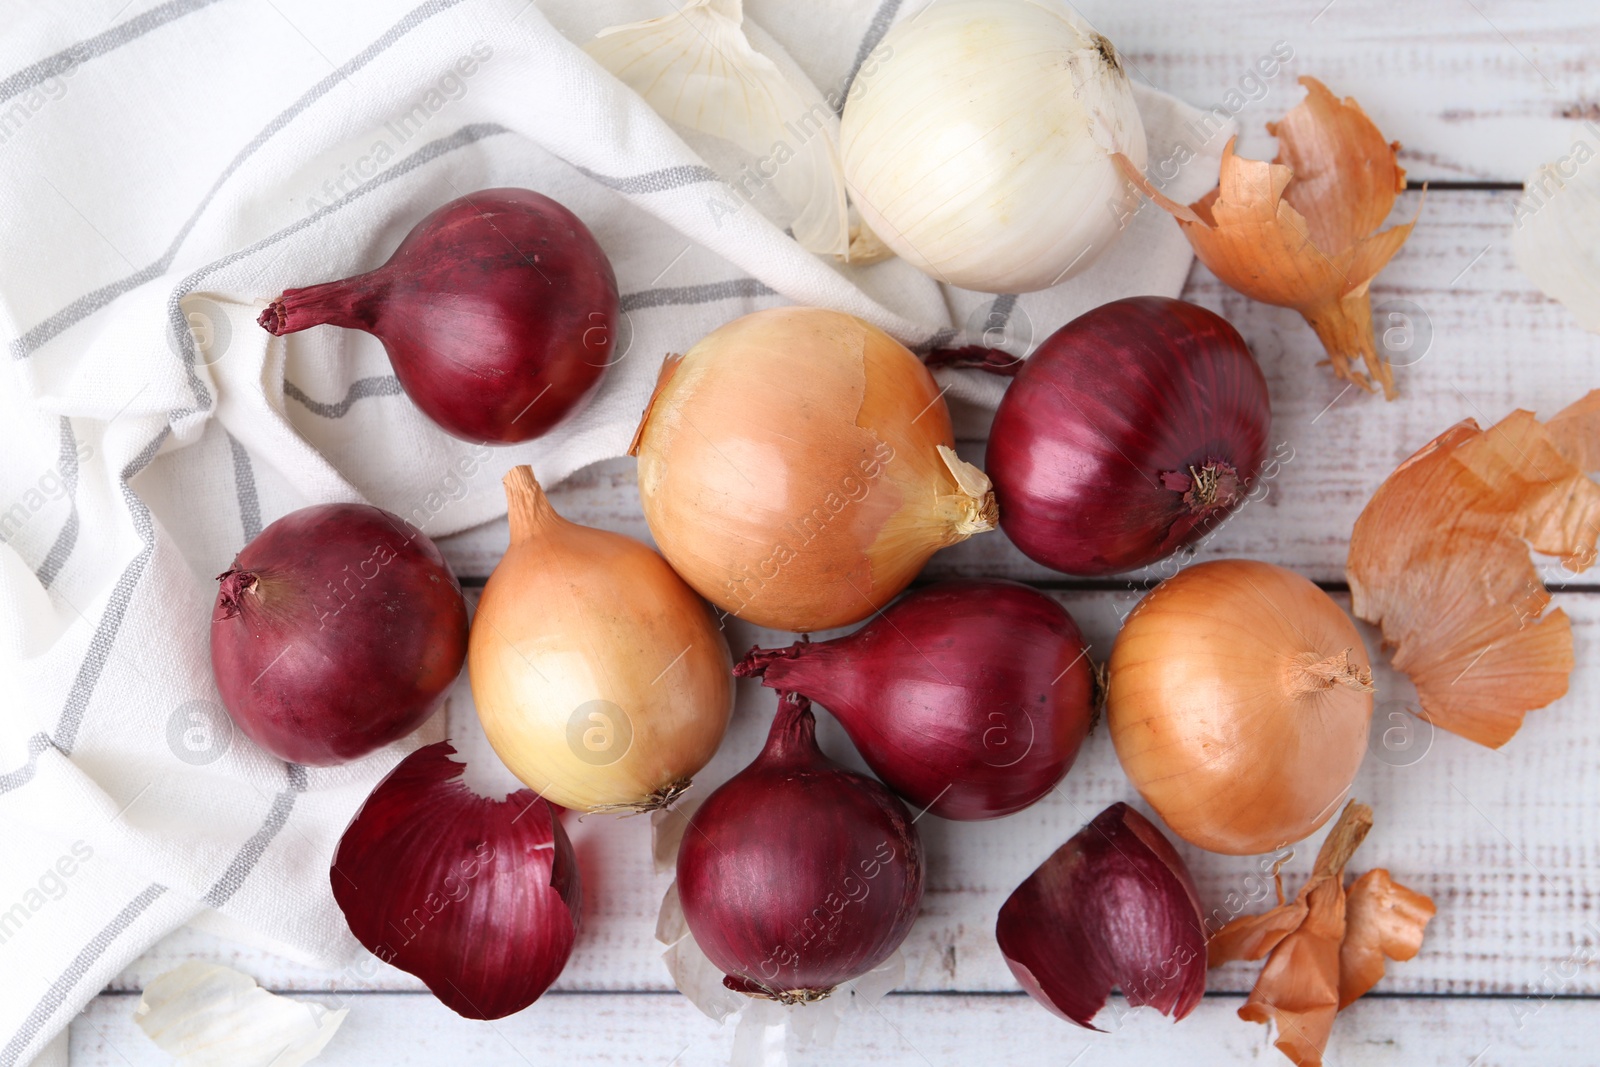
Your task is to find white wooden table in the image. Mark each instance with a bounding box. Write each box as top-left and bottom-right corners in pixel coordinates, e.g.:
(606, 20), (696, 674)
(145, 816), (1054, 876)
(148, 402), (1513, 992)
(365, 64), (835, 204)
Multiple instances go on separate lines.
(69, 2), (1600, 1064)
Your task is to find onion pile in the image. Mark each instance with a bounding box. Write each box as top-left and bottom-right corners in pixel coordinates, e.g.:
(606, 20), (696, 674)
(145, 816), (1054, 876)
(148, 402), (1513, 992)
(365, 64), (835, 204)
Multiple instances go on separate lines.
(630, 307), (996, 632)
(986, 297), (1271, 576)
(210, 503), (468, 766)
(737, 580), (1094, 820)
(676, 692), (925, 1002)
(260, 188), (618, 444)
(1108, 559), (1375, 855)
(468, 466), (733, 812)
(331, 742), (581, 1020)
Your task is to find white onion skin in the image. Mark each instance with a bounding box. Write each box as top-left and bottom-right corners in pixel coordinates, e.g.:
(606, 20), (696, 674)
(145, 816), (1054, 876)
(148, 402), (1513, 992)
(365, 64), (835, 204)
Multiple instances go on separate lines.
(840, 0), (1147, 292)
(468, 467), (733, 812)
(632, 307), (994, 633)
(1107, 560), (1373, 855)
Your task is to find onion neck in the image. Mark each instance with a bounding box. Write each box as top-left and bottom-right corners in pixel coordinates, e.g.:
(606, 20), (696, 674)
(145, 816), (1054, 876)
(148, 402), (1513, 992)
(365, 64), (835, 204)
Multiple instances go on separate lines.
(937, 445), (999, 536)
(258, 271), (386, 336)
(760, 692), (823, 766)
(1286, 648), (1375, 698)
(1302, 290), (1395, 400)
(213, 567), (258, 621)
(503, 465), (564, 544)
(1159, 460), (1242, 517)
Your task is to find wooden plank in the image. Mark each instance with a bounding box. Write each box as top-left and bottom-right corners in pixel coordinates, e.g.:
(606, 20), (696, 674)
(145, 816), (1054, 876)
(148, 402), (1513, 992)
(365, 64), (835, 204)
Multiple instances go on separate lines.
(1056, 0), (1597, 185)
(106, 588), (1600, 998)
(69, 990), (1600, 1066)
(433, 188), (1600, 587)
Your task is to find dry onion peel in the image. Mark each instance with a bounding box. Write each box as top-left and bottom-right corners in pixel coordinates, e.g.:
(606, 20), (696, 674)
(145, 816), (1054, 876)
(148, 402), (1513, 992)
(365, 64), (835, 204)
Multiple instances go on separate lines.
(134, 962), (347, 1067)
(1210, 802), (1435, 1067)
(586, 0), (848, 256)
(1121, 76), (1419, 398)
(1511, 142), (1600, 332)
(630, 307), (996, 632)
(1346, 392), (1600, 747)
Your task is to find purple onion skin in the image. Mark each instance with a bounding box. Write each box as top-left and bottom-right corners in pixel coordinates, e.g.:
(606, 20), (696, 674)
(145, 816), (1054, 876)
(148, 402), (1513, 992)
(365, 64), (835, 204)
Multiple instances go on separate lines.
(987, 296), (1270, 576)
(997, 802), (1206, 1028)
(259, 188), (618, 444)
(737, 580), (1094, 821)
(331, 742), (581, 1020)
(210, 503), (468, 766)
(677, 694), (925, 1002)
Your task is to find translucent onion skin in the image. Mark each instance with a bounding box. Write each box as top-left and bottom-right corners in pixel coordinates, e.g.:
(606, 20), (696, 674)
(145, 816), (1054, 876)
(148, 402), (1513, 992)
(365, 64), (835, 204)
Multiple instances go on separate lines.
(259, 188), (617, 444)
(998, 803), (1205, 1028)
(987, 297), (1270, 577)
(630, 307), (996, 633)
(677, 693), (925, 1003)
(736, 580), (1093, 820)
(1108, 559), (1375, 855)
(840, 0), (1147, 292)
(468, 466), (733, 812)
(210, 503), (468, 766)
(331, 742), (581, 1020)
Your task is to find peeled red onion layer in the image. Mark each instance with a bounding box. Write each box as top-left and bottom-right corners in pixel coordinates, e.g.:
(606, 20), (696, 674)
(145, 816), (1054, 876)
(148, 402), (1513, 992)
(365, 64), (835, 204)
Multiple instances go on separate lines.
(998, 802), (1206, 1028)
(331, 742), (581, 1020)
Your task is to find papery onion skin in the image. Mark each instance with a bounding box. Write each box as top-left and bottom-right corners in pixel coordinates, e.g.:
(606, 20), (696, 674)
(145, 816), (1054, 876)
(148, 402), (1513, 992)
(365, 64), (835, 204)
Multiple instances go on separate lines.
(1108, 559), (1374, 855)
(210, 503), (468, 766)
(987, 297), (1271, 576)
(259, 188), (617, 444)
(468, 466), (733, 812)
(677, 693), (925, 1003)
(736, 580), (1093, 820)
(998, 802), (1205, 1028)
(631, 307), (996, 632)
(331, 742), (580, 1020)
(840, 0), (1147, 292)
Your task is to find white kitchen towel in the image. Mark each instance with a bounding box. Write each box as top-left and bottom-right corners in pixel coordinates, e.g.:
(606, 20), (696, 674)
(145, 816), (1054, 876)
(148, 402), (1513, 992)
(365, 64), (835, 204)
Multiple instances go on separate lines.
(0, 0), (1234, 1061)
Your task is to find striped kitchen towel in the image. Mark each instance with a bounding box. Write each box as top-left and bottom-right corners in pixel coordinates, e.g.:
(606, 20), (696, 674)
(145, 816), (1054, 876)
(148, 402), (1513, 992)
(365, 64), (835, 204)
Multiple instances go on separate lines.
(0, 0), (1232, 1061)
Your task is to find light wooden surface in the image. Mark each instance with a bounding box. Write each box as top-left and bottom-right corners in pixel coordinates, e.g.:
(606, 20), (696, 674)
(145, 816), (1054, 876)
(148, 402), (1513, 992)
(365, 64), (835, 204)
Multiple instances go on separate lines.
(71, 2), (1600, 1065)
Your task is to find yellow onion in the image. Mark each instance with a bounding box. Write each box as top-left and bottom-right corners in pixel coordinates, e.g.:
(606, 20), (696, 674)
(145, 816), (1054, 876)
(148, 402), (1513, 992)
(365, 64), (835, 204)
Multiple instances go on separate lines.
(629, 307), (997, 632)
(468, 466), (733, 812)
(1107, 559), (1374, 855)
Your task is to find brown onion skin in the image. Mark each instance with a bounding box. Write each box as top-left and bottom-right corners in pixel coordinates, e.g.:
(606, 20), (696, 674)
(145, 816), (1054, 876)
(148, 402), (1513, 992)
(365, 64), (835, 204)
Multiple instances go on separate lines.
(998, 802), (1205, 1028)
(676, 693), (925, 1001)
(331, 742), (581, 1020)
(259, 188), (618, 444)
(986, 296), (1270, 575)
(210, 504), (468, 766)
(736, 580), (1093, 820)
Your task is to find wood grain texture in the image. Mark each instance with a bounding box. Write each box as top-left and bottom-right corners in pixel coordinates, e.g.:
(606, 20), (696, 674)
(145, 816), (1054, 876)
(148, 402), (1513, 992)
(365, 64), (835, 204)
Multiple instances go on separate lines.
(103, 586), (1600, 1000)
(69, 990), (1597, 1066)
(1071, 0), (1600, 185)
(433, 189), (1600, 587)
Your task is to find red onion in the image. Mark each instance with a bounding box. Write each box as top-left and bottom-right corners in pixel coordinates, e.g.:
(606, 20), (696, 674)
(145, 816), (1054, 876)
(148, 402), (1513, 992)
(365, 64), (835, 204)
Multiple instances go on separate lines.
(210, 503), (468, 765)
(982, 296), (1270, 575)
(998, 802), (1205, 1028)
(676, 692), (924, 1003)
(331, 742), (581, 1020)
(736, 580), (1094, 820)
(259, 188), (618, 444)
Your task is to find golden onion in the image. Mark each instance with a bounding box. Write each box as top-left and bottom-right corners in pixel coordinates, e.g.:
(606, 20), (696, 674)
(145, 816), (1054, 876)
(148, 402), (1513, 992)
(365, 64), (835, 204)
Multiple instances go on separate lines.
(468, 466), (732, 812)
(1107, 559), (1374, 855)
(629, 307), (996, 632)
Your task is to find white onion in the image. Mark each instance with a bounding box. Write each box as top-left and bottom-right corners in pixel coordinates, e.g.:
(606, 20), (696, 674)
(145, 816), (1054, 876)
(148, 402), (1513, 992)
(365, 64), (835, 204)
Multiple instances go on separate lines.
(840, 0), (1147, 292)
